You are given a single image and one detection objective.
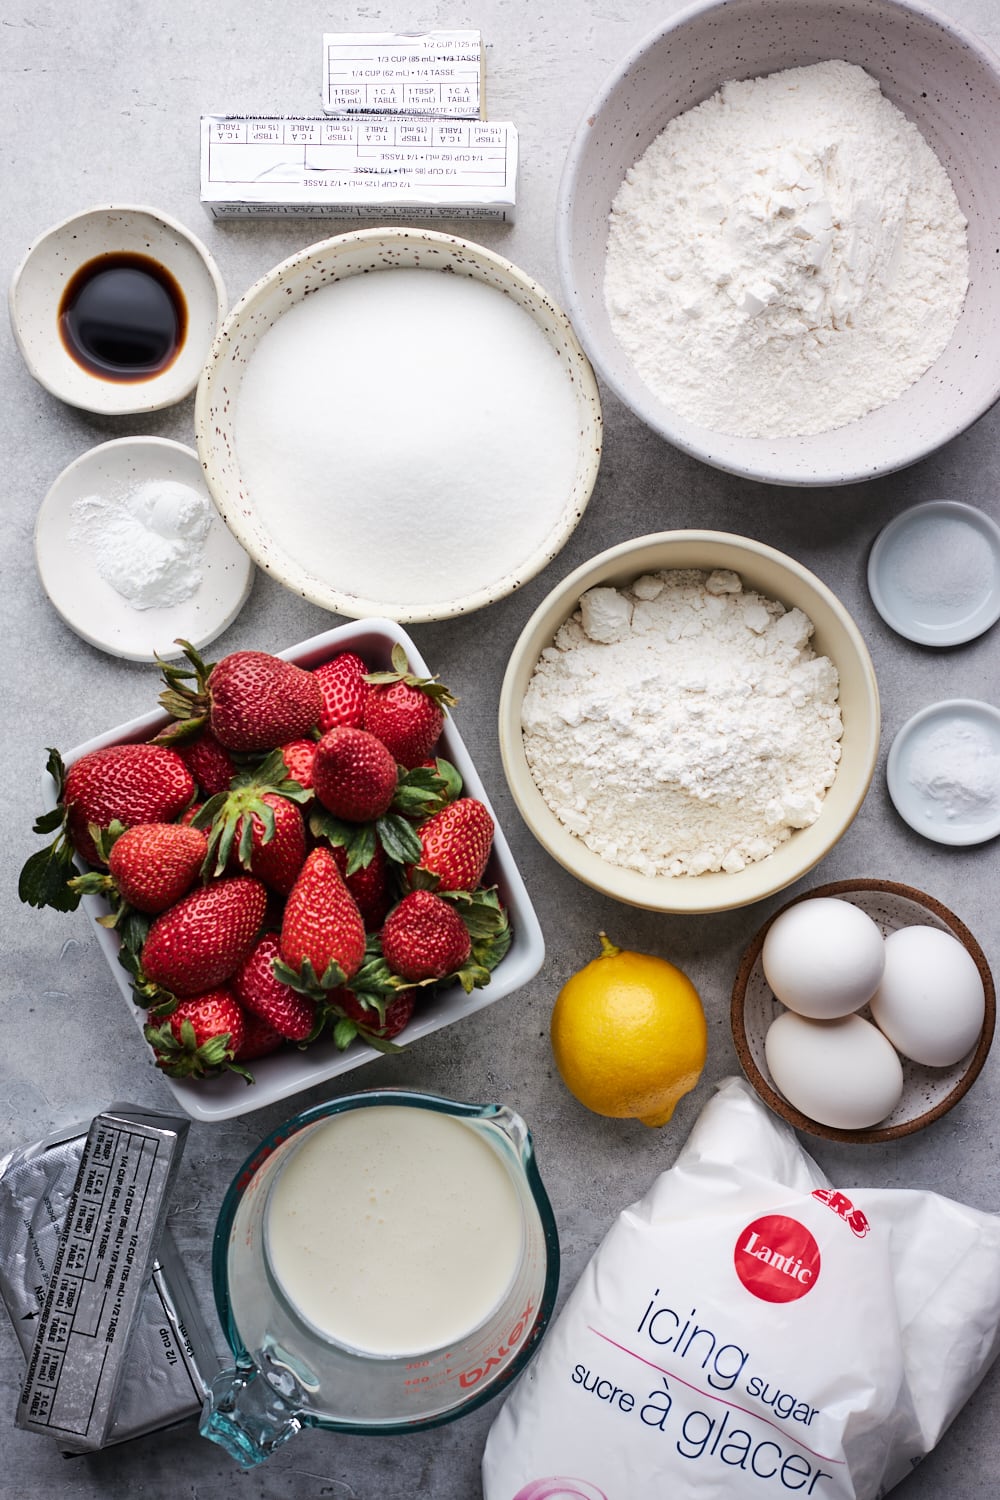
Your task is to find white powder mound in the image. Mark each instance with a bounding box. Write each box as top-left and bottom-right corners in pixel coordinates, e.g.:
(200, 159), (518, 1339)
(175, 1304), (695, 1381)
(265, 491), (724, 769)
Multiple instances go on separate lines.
(908, 719), (1000, 819)
(233, 270), (583, 608)
(521, 569), (843, 878)
(69, 478), (213, 611)
(604, 60), (969, 439)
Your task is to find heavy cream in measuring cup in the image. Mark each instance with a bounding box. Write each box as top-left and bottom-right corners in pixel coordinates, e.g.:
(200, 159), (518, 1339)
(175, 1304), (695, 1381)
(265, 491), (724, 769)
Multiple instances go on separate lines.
(265, 1105), (524, 1356)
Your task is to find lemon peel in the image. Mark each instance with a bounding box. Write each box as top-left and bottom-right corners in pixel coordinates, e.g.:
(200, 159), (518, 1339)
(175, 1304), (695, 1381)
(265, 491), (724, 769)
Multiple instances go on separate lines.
(550, 932), (707, 1127)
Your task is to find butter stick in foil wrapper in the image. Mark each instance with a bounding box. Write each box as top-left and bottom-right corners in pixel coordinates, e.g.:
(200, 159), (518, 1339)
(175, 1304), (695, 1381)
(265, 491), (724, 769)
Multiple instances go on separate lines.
(0, 1108), (221, 1452)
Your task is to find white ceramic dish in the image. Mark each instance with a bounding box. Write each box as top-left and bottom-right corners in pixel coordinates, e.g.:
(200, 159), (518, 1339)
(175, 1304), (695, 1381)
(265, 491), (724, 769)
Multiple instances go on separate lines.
(887, 699), (1000, 845)
(556, 0), (1000, 486)
(732, 879), (995, 1142)
(34, 437), (254, 662)
(498, 531), (880, 914)
(196, 227), (602, 623)
(9, 204), (227, 415)
(867, 500), (1000, 646)
(46, 619), (545, 1123)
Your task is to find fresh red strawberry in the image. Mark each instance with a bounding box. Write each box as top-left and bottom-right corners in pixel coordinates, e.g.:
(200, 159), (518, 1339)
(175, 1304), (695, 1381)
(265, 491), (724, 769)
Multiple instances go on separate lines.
(195, 750), (311, 898)
(64, 745), (195, 865)
(331, 842), (391, 931)
(278, 739), (317, 790)
(381, 890), (472, 981)
(234, 934), (318, 1042)
(314, 652), (370, 731)
(362, 644), (456, 768)
(20, 745), (197, 914)
(139, 876), (267, 998)
(158, 641), (322, 753)
(237, 794), (308, 897)
(312, 727), (398, 822)
(235, 1010), (286, 1062)
(144, 988), (246, 1078)
(408, 797), (494, 891)
(171, 729), (237, 796)
(333, 987), (416, 1041)
(277, 848), (366, 991)
(106, 822), (207, 913)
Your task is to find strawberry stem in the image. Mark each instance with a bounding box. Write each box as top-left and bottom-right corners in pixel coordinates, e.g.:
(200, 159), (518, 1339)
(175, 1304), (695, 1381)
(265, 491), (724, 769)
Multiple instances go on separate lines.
(155, 639), (214, 739)
(363, 644), (458, 710)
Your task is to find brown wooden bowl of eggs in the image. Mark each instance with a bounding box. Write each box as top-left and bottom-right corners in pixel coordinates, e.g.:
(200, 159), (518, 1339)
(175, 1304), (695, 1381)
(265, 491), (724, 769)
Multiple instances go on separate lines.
(731, 879), (995, 1143)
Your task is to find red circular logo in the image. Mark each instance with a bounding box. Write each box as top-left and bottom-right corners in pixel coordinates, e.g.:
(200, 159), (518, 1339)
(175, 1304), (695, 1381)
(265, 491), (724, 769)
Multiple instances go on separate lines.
(734, 1215), (821, 1303)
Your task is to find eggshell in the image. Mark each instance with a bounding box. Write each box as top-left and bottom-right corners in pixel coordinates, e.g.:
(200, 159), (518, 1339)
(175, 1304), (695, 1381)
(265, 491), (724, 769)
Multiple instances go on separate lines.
(765, 1010), (904, 1130)
(761, 898), (885, 1019)
(869, 925), (986, 1067)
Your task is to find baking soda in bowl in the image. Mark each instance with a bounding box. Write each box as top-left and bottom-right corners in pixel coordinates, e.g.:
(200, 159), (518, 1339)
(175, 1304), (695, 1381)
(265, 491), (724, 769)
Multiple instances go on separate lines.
(233, 269), (583, 611)
(265, 1105), (525, 1356)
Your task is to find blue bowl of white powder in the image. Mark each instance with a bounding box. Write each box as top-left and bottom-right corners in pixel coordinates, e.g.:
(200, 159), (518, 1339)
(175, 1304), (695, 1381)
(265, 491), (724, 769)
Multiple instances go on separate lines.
(556, 0), (1000, 486)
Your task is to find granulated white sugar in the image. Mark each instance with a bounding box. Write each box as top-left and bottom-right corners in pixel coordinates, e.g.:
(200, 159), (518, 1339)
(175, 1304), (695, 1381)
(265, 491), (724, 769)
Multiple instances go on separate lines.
(234, 269), (583, 608)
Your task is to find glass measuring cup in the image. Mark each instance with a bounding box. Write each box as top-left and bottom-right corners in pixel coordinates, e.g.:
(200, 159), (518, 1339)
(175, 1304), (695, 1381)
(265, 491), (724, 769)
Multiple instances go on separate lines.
(201, 1088), (560, 1466)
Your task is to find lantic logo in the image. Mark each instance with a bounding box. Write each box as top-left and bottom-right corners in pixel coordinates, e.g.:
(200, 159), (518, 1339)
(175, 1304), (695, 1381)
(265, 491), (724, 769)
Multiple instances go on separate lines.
(734, 1215), (821, 1303)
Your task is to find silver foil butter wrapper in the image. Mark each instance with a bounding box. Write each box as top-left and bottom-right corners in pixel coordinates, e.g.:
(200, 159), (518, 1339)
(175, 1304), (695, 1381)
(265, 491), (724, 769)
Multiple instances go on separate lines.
(0, 1107), (221, 1452)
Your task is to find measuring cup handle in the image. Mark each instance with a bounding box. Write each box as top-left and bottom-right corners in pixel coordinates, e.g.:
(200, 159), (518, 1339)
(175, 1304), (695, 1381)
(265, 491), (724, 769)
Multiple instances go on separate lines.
(199, 1362), (303, 1467)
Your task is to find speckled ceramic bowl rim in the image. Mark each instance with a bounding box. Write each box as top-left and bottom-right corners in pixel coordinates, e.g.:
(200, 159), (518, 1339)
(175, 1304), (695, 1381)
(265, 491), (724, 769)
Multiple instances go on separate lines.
(195, 227), (603, 624)
(498, 531), (881, 915)
(731, 878), (996, 1143)
(9, 203), (228, 415)
(555, 0), (1000, 487)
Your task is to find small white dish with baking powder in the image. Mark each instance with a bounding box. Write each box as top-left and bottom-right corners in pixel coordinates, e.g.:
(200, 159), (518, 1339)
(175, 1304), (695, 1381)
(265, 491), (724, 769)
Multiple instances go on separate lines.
(887, 699), (1000, 846)
(34, 436), (254, 662)
(868, 500), (1000, 646)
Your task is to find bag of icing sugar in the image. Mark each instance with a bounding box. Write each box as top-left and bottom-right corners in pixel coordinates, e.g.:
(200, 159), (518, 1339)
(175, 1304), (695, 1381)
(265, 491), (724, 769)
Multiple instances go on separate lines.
(482, 1077), (1000, 1500)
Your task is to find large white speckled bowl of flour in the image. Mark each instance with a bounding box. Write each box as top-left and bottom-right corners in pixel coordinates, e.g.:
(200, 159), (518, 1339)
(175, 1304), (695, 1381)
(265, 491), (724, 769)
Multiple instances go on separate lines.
(498, 531), (880, 914)
(556, 0), (1000, 487)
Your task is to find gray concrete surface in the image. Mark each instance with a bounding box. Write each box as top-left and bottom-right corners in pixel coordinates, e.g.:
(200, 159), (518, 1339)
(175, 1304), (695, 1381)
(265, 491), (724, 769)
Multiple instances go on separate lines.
(3, 2), (1000, 1496)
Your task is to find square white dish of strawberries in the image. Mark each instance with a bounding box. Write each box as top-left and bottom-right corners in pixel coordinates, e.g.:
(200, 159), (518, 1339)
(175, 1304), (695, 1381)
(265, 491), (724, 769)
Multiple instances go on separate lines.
(28, 618), (544, 1122)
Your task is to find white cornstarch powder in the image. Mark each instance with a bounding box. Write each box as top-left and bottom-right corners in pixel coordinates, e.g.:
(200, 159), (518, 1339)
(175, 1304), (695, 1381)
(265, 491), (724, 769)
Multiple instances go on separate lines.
(908, 719), (1000, 820)
(69, 478), (213, 611)
(604, 61), (969, 439)
(521, 570), (842, 877)
(234, 270), (582, 608)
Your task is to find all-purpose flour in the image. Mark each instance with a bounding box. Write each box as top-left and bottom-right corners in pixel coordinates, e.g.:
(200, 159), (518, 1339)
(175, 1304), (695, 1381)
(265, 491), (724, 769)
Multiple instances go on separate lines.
(604, 61), (969, 439)
(521, 570), (842, 877)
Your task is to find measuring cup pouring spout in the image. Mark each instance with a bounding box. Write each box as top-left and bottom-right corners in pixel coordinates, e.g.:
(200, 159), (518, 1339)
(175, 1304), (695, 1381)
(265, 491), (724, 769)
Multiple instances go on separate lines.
(202, 1089), (560, 1465)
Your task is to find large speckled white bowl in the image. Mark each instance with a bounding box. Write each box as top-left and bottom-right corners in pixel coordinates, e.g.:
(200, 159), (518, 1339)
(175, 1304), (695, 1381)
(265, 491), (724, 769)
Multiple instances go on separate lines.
(196, 228), (602, 623)
(556, 0), (1000, 487)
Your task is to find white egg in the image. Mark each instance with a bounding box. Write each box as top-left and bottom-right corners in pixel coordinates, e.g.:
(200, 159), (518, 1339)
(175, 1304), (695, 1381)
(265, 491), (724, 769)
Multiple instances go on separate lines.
(765, 1010), (904, 1130)
(761, 898), (885, 1019)
(869, 926), (986, 1067)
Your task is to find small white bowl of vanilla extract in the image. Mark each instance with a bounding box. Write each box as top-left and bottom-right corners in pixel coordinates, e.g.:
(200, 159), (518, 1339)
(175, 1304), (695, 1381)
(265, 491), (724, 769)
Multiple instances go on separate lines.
(9, 204), (227, 415)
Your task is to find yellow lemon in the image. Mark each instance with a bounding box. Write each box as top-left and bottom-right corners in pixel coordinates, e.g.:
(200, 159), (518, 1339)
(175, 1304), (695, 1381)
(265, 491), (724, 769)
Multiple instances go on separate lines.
(551, 933), (707, 1127)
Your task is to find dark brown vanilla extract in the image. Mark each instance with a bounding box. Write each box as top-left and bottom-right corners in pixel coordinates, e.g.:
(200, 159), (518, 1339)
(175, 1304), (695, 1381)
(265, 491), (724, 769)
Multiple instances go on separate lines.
(58, 252), (187, 382)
